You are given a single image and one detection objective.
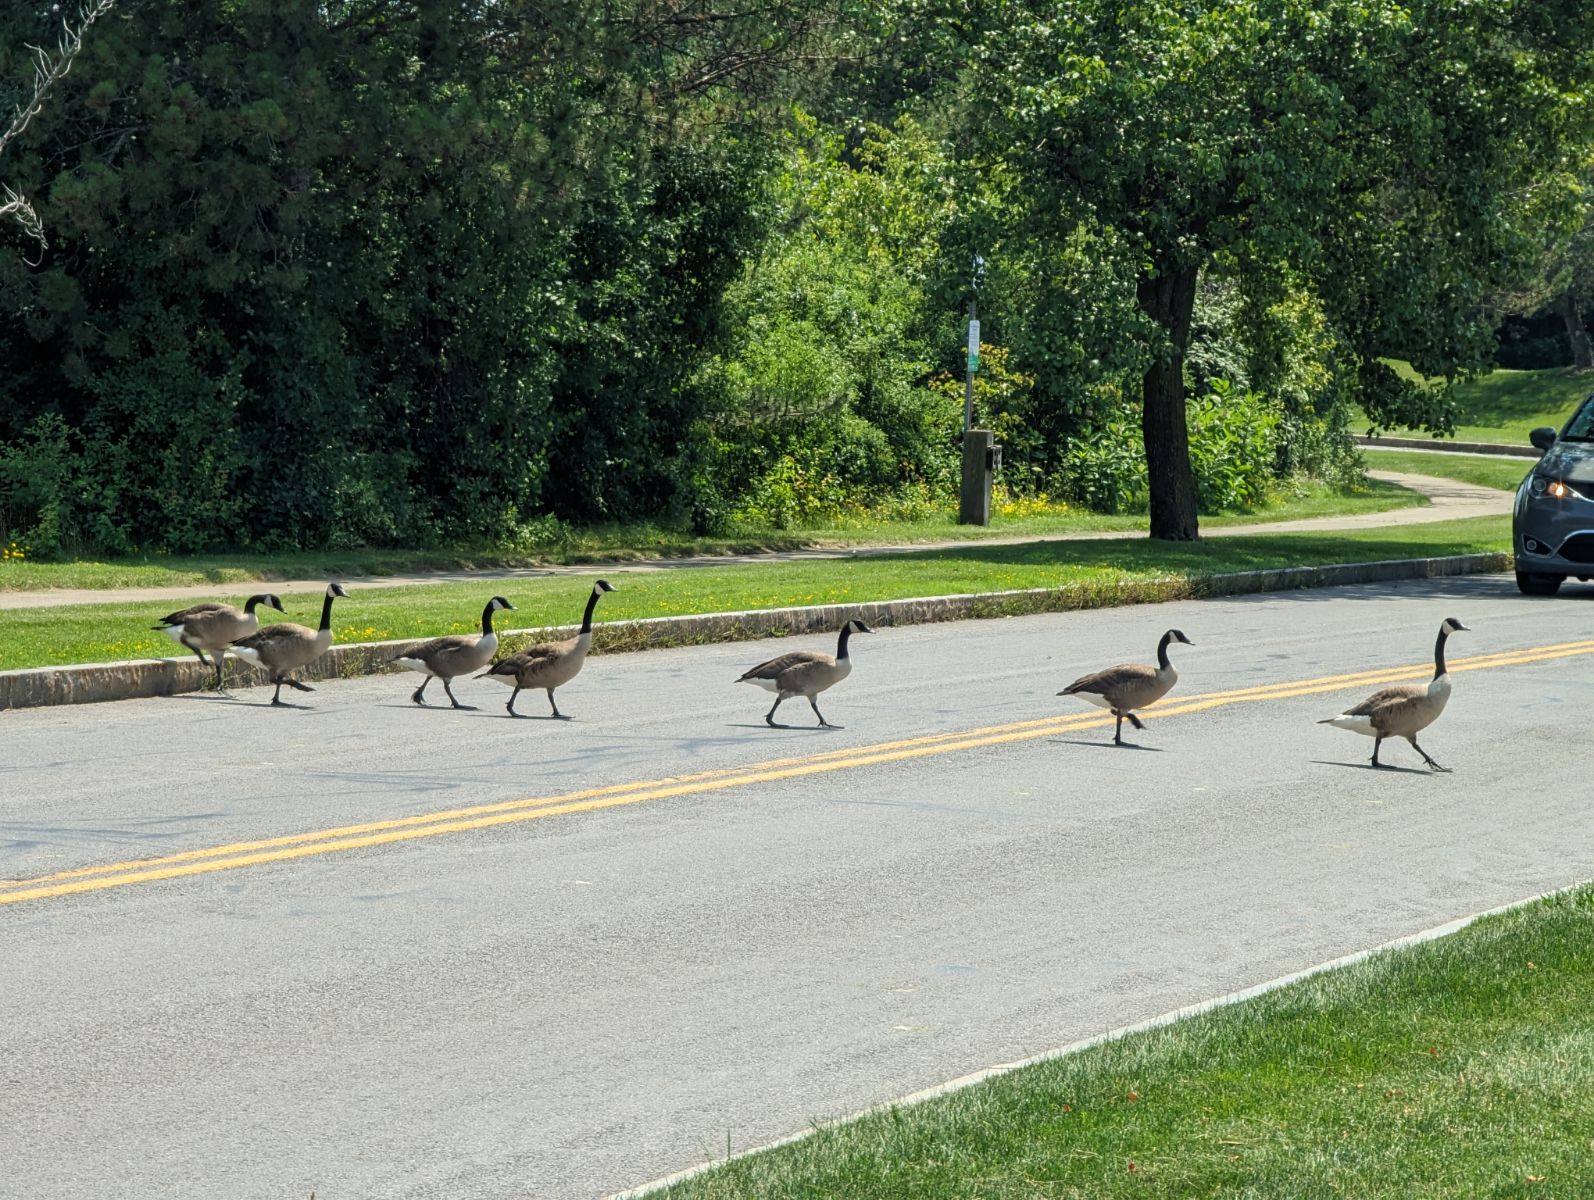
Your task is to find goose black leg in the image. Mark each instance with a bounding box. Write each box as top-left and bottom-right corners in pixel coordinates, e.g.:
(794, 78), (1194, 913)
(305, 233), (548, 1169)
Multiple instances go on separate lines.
(442, 678), (473, 710)
(286, 678), (315, 692)
(1112, 712), (1125, 745)
(1371, 737), (1387, 768)
(809, 697), (838, 729)
(507, 685), (524, 717)
(210, 653), (228, 693)
(765, 696), (787, 728)
(271, 678), (285, 706)
(411, 677), (431, 706)
(1409, 737), (1450, 773)
(547, 690), (566, 719)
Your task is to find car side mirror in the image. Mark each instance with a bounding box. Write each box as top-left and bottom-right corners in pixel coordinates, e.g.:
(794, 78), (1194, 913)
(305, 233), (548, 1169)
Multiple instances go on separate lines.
(1530, 426), (1557, 452)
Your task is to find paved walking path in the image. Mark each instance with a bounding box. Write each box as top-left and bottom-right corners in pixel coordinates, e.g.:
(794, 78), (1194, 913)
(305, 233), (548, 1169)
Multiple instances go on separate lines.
(0, 469), (1514, 611)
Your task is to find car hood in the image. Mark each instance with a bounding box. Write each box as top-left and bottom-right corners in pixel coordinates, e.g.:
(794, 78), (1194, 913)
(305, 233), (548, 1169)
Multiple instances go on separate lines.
(1539, 442), (1594, 485)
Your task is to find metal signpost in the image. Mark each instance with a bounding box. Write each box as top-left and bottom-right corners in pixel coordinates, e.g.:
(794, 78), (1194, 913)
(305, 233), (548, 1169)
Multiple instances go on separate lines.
(959, 256), (999, 526)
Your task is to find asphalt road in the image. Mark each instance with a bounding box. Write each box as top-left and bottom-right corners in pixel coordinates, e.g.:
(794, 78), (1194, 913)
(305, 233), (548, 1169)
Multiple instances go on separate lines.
(3, 573), (1592, 1198)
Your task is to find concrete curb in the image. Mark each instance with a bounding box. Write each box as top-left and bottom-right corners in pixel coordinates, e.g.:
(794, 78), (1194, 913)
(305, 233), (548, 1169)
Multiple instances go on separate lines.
(1354, 433), (1538, 458)
(0, 551), (1512, 711)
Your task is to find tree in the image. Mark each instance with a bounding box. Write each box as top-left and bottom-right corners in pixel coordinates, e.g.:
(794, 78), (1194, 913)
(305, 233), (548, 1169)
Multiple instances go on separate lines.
(979, 0), (1594, 539)
(0, 0), (114, 259)
(0, 0), (854, 553)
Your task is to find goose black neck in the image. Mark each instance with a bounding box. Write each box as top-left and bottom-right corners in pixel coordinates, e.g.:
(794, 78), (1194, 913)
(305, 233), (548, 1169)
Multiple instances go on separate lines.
(837, 624), (853, 660)
(319, 591), (337, 632)
(480, 601), (499, 637)
(1157, 631), (1174, 671)
(1433, 627), (1449, 680)
(579, 589), (602, 634)
(244, 595), (263, 615)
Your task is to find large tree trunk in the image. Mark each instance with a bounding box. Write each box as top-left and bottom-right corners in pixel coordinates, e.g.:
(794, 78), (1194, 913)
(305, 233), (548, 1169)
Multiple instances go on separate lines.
(1558, 288), (1594, 370)
(1136, 257), (1201, 541)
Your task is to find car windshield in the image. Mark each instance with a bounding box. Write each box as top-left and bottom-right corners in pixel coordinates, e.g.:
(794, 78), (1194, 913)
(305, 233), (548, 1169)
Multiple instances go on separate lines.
(1563, 395), (1594, 441)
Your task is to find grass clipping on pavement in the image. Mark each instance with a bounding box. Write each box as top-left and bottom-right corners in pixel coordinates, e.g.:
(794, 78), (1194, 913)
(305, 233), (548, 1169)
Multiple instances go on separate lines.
(660, 885), (1594, 1199)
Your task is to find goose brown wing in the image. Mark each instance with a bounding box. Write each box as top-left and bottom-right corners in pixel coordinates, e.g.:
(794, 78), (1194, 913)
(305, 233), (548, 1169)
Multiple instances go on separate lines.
(1343, 684), (1424, 717)
(157, 601), (231, 626)
(232, 622), (311, 651)
(1062, 662), (1153, 696)
(739, 650), (823, 681)
(486, 640), (564, 677)
(402, 633), (474, 661)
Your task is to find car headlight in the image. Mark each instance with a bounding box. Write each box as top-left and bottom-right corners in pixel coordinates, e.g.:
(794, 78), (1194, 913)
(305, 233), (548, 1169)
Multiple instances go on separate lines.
(1531, 476), (1585, 500)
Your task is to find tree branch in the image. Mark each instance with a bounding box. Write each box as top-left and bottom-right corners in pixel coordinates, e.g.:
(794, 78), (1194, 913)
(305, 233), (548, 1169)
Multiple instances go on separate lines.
(0, 0), (117, 258)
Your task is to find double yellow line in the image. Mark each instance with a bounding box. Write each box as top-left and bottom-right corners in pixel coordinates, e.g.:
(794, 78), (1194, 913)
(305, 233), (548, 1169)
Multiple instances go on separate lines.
(5, 637), (1592, 908)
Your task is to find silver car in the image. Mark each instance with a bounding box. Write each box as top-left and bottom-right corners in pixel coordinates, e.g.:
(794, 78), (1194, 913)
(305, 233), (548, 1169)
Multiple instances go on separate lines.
(1514, 391), (1594, 595)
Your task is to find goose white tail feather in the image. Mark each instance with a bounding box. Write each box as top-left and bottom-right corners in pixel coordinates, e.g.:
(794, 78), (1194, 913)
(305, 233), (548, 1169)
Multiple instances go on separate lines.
(1321, 714), (1377, 737)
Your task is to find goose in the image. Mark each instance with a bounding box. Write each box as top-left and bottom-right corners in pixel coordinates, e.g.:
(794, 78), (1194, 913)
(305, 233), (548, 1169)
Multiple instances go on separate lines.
(1059, 628), (1194, 745)
(392, 595), (515, 709)
(1319, 617), (1468, 771)
(478, 580), (614, 718)
(229, 582), (349, 706)
(738, 618), (873, 728)
(152, 593), (285, 691)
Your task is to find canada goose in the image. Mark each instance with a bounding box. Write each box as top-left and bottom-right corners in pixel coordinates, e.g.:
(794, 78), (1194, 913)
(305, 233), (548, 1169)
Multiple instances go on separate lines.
(392, 595), (515, 709)
(152, 593), (285, 691)
(1059, 628), (1194, 745)
(738, 618), (873, 728)
(229, 583), (349, 706)
(478, 580), (614, 718)
(1319, 617), (1468, 771)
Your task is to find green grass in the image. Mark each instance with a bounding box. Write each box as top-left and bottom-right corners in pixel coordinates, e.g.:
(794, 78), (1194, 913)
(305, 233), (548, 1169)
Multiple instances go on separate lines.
(0, 480), (1420, 594)
(0, 515), (1508, 671)
(1363, 449), (1533, 494)
(660, 885), (1594, 1199)
(1370, 362), (1593, 446)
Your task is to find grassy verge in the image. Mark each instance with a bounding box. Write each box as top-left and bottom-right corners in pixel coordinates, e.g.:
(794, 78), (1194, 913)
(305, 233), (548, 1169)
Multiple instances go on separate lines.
(0, 480), (1419, 593)
(1363, 449), (1531, 494)
(1368, 361), (1592, 446)
(0, 515), (1508, 671)
(657, 885), (1594, 1199)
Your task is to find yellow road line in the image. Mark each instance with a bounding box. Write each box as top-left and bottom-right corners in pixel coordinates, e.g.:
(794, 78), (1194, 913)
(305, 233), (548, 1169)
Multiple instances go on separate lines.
(4, 638), (1590, 908)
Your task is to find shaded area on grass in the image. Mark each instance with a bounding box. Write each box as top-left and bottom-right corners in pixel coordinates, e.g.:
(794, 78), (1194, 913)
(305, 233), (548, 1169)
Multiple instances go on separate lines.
(0, 516), (1509, 672)
(1373, 362), (1593, 446)
(1363, 450), (1532, 494)
(0, 480), (1420, 594)
(659, 885), (1594, 1199)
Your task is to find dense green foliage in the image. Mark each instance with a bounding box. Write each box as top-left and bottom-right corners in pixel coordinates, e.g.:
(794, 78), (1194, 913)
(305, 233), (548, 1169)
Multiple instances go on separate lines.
(1, 0), (1590, 555)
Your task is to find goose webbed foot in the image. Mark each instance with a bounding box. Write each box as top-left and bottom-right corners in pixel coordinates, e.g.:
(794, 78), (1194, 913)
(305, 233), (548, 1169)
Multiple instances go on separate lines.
(1411, 740), (1450, 773)
(1125, 712), (1146, 731)
(442, 680), (475, 711)
(286, 679), (315, 693)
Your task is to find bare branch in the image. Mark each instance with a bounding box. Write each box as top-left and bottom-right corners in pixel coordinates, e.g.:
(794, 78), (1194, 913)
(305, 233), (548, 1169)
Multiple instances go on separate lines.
(0, 0), (118, 257)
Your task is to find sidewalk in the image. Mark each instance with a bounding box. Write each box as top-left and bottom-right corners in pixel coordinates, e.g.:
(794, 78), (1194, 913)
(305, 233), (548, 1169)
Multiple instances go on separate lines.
(0, 470), (1513, 611)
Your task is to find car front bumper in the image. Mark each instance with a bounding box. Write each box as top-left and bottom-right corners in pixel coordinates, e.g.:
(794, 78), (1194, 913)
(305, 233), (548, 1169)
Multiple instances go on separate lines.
(1515, 483), (1594, 577)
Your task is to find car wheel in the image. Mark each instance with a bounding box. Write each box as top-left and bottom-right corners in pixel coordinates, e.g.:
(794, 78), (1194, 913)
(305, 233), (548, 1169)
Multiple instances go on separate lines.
(1516, 570), (1563, 596)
